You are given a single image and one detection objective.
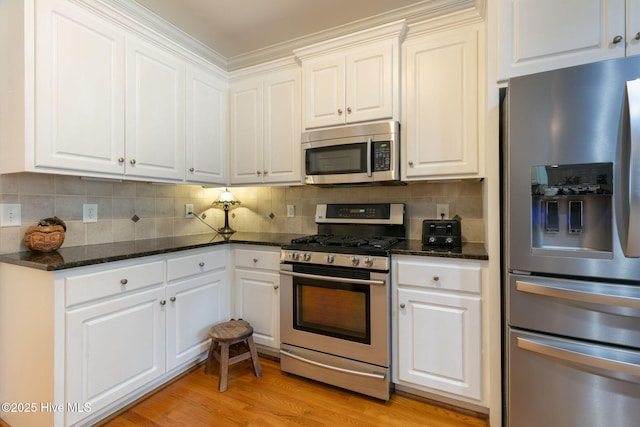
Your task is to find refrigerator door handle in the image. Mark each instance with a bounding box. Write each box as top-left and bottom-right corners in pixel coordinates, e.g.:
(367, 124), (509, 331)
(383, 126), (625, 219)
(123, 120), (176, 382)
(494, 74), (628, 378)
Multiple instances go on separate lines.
(517, 337), (640, 378)
(625, 79), (640, 257)
(516, 280), (640, 309)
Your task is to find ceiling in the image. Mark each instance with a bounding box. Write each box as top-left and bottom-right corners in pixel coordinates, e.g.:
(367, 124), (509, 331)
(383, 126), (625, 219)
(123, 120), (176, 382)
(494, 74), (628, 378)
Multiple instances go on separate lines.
(133, 0), (425, 59)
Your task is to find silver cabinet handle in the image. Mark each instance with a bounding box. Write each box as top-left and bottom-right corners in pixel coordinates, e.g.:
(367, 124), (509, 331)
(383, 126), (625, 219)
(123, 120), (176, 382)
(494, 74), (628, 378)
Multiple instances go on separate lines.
(257, 171), (262, 175)
(189, 167), (194, 172)
(253, 258), (258, 263)
(515, 280), (640, 309)
(346, 107), (352, 114)
(159, 300), (166, 306)
(635, 32), (640, 41)
(274, 285), (279, 290)
(408, 160), (414, 167)
(170, 297), (176, 302)
(337, 108), (343, 115)
(280, 349), (386, 379)
(120, 279), (128, 285)
(118, 157), (125, 163)
(613, 35), (624, 44)
(130, 159), (136, 165)
(400, 303), (406, 309)
(433, 276), (440, 282)
(517, 337), (640, 377)
(263, 171), (268, 175)
(199, 262), (205, 267)
(625, 79), (640, 257)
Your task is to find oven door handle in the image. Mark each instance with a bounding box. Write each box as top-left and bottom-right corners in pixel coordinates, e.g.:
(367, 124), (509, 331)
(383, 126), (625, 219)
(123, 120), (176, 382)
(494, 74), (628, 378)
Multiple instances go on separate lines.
(280, 349), (386, 379)
(280, 270), (386, 286)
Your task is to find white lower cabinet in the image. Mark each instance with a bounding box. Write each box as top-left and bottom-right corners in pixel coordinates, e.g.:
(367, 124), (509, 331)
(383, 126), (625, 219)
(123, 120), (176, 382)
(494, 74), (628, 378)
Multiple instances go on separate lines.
(393, 255), (482, 402)
(0, 246), (229, 427)
(232, 245), (281, 351)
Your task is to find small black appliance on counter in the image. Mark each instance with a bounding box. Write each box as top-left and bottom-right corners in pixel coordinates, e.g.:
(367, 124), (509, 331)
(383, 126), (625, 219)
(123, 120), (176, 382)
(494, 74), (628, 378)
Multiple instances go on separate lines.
(422, 217), (462, 249)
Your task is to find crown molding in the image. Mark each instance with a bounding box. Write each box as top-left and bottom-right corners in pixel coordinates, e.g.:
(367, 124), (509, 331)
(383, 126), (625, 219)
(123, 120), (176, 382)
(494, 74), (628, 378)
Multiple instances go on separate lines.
(94, 0), (228, 70)
(227, 0), (478, 71)
(85, 0), (480, 73)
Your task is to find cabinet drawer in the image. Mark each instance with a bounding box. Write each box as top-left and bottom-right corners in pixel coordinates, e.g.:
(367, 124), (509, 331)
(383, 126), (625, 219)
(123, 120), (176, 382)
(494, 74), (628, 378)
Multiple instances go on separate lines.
(65, 261), (165, 306)
(167, 250), (226, 282)
(235, 247), (280, 270)
(395, 259), (481, 294)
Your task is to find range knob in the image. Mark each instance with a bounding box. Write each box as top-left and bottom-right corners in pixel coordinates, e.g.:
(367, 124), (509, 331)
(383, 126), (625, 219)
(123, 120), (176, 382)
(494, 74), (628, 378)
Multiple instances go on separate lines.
(351, 256), (360, 266)
(326, 255), (335, 264)
(289, 252), (300, 261)
(303, 253), (312, 261)
(428, 236), (437, 243)
(363, 257), (374, 267)
(445, 237), (453, 244)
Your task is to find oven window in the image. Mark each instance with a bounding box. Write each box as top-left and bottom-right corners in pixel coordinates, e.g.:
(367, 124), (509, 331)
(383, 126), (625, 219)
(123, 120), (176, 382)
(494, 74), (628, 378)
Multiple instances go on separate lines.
(305, 143), (367, 175)
(293, 278), (370, 344)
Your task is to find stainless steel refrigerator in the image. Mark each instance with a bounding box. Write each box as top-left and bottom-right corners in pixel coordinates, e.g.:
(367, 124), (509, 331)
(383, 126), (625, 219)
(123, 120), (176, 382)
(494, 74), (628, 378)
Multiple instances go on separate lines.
(504, 56), (640, 427)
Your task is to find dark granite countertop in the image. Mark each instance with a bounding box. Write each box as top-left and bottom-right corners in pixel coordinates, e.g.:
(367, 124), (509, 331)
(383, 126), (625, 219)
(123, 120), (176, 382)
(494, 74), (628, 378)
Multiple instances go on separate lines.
(390, 240), (488, 260)
(0, 234), (488, 272)
(0, 232), (305, 271)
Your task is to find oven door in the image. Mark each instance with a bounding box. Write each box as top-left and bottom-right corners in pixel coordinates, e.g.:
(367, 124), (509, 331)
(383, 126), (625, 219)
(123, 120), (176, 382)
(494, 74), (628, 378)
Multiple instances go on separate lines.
(279, 263), (390, 367)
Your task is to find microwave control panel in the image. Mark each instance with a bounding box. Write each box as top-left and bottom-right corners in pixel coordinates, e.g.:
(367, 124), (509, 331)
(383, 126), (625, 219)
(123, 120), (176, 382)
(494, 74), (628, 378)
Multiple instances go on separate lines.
(373, 141), (391, 171)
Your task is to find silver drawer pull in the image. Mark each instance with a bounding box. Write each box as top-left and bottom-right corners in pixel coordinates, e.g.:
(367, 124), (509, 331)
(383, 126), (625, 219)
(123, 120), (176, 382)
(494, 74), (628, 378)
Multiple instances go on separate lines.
(198, 262), (205, 267)
(253, 258), (258, 263)
(159, 300), (166, 306)
(433, 276), (440, 282)
(120, 279), (128, 285)
(170, 297), (176, 302)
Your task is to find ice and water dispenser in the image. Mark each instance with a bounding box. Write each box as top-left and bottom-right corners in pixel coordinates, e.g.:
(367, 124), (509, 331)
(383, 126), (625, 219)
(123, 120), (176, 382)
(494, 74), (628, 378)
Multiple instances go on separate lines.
(531, 163), (613, 258)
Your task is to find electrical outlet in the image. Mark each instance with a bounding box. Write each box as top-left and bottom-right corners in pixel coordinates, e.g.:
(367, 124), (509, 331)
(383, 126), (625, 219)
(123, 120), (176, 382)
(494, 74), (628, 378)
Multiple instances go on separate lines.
(436, 203), (449, 220)
(185, 204), (194, 218)
(287, 205), (295, 218)
(83, 204), (98, 223)
(0, 204), (21, 227)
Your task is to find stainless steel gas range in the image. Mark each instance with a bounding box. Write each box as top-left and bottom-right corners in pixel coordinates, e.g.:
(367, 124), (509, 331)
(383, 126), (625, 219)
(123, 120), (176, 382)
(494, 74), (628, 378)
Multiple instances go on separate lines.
(279, 203), (405, 400)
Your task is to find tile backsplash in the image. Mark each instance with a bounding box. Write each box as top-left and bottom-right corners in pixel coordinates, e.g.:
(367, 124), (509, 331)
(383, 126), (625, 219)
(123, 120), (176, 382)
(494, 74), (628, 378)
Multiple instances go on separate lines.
(0, 173), (484, 254)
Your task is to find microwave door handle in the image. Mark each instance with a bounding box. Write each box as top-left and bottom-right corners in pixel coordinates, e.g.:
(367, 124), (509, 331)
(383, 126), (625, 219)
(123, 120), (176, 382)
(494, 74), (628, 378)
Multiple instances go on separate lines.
(625, 79), (640, 257)
(366, 138), (372, 177)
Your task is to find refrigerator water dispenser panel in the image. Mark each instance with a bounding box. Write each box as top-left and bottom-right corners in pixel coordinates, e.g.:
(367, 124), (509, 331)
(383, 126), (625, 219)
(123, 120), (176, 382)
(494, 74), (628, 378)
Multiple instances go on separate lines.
(531, 163), (613, 258)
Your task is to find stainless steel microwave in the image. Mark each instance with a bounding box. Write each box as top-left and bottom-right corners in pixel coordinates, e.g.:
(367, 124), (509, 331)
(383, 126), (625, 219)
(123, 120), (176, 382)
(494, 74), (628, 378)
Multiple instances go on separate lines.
(302, 121), (400, 185)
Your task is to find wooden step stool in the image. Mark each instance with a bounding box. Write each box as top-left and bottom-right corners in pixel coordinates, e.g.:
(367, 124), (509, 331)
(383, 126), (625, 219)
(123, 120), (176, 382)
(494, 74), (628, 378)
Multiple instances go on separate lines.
(205, 319), (262, 392)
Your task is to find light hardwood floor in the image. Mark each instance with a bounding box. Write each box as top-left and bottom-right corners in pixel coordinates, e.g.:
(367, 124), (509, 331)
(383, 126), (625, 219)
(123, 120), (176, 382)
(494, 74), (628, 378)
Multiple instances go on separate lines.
(99, 357), (488, 427)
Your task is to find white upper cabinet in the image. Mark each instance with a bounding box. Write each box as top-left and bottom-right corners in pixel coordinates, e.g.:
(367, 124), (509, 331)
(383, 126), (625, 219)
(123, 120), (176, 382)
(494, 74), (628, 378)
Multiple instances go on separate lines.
(295, 20), (406, 129)
(497, 0), (640, 81)
(34, 0), (126, 175)
(125, 37), (186, 181)
(402, 23), (482, 180)
(1, 0), (227, 184)
(229, 61), (301, 186)
(185, 65), (228, 185)
(302, 44), (394, 128)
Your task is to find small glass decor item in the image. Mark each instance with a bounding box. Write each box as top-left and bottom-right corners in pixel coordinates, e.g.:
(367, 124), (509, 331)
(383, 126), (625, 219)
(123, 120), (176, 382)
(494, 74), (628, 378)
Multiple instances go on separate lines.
(24, 216), (66, 252)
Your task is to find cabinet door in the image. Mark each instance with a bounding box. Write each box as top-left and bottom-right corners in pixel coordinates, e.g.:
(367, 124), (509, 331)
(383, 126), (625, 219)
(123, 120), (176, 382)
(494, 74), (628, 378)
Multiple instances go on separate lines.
(345, 44), (393, 124)
(498, 0), (625, 80)
(235, 269), (280, 349)
(263, 69), (302, 184)
(126, 37), (185, 180)
(229, 78), (263, 184)
(186, 65), (228, 185)
(35, 0), (125, 174)
(66, 287), (165, 425)
(302, 56), (345, 128)
(166, 270), (230, 371)
(629, 0), (640, 57)
(397, 288), (481, 400)
(403, 26), (479, 179)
